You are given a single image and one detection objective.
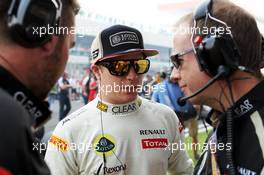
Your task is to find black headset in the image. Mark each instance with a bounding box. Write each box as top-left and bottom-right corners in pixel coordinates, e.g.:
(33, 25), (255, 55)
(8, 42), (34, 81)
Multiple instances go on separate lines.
(191, 0), (244, 77)
(261, 36), (264, 68)
(7, 0), (62, 48)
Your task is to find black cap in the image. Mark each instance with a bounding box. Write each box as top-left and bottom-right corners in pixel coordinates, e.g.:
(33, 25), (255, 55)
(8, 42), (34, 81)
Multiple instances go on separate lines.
(91, 25), (159, 64)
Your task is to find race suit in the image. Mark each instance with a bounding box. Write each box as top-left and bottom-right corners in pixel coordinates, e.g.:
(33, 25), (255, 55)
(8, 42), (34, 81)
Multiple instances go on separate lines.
(45, 96), (194, 175)
(194, 80), (264, 175)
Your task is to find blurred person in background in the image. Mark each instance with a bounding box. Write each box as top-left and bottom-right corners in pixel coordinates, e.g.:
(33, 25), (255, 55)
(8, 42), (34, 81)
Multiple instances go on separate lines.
(80, 67), (91, 104)
(58, 72), (72, 120)
(151, 72), (161, 86)
(69, 75), (78, 100)
(139, 74), (153, 99)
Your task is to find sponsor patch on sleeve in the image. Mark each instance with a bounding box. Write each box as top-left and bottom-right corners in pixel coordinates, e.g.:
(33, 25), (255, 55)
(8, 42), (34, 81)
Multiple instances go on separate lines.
(49, 135), (69, 152)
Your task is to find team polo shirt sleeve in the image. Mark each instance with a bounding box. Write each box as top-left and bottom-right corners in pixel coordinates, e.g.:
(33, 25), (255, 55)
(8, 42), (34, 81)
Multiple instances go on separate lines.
(165, 107), (194, 175)
(45, 118), (78, 175)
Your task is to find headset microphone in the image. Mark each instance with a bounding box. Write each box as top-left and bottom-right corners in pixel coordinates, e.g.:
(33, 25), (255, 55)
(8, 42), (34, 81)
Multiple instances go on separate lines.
(178, 65), (229, 106)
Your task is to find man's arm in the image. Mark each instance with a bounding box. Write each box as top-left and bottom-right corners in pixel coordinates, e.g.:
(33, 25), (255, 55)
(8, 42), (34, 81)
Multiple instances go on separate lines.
(0, 92), (50, 175)
(167, 111), (194, 175)
(45, 121), (77, 175)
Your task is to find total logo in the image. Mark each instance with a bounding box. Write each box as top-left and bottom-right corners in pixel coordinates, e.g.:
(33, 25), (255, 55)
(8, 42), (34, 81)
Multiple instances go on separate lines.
(141, 138), (168, 149)
(93, 134), (116, 157)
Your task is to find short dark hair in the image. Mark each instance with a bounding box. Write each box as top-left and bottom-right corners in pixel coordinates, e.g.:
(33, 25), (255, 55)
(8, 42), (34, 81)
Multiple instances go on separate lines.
(0, 0), (74, 45)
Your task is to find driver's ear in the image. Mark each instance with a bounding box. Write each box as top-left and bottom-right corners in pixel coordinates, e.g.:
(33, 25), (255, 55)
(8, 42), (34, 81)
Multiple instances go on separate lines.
(91, 64), (102, 80)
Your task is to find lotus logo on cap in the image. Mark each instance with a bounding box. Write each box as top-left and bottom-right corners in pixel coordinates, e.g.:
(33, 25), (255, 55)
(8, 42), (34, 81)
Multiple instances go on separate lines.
(109, 31), (139, 47)
(111, 35), (121, 44)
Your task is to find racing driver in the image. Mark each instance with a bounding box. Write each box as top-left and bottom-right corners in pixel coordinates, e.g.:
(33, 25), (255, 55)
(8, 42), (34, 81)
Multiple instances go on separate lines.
(45, 25), (193, 175)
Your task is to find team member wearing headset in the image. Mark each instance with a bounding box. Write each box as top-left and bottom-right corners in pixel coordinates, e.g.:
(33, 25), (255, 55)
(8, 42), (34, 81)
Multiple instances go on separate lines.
(0, 0), (79, 174)
(170, 0), (264, 174)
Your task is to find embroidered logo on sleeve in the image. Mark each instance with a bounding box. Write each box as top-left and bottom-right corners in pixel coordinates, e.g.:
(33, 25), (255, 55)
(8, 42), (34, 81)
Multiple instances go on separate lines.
(49, 135), (69, 152)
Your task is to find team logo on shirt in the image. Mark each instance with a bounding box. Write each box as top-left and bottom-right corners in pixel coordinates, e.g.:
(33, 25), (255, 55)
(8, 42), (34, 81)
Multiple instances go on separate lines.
(139, 129), (166, 135)
(141, 138), (168, 149)
(49, 135), (69, 152)
(62, 118), (71, 126)
(112, 99), (142, 115)
(112, 103), (137, 114)
(97, 101), (108, 112)
(94, 163), (127, 175)
(93, 134), (116, 157)
(237, 166), (256, 175)
(109, 31), (139, 47)
(97, 99), (142, 115)
(234, 99), (253, 116)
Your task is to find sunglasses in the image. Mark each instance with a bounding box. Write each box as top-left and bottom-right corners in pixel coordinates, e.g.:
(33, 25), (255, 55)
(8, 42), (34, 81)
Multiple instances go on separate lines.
(170, 48), (193, 69)
(97, 59), (150, 76)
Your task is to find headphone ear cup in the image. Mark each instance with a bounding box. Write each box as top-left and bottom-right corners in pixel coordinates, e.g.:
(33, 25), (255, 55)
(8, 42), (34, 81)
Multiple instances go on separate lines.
(260, 35), (264, 68)
(195, 35), (240, 77)
(195, 36), (223, 76)
(8, 0), (61, 47)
